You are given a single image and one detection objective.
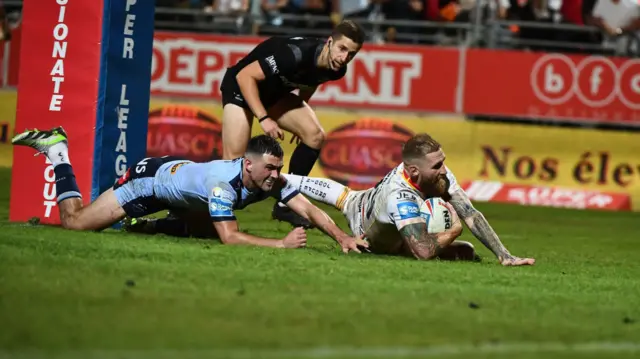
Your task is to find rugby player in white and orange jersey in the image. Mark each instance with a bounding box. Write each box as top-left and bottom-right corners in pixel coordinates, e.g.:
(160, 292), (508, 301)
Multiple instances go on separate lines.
(283, 133), (536, 265)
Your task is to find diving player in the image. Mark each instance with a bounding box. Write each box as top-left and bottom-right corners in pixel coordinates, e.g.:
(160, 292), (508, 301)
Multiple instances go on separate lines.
(283, 133), (536, 266)
(11, 127), (366, 252)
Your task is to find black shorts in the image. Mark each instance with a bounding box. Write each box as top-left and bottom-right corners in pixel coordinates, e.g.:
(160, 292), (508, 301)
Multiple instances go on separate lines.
(220, 68), (281, 111)
(221, 68), (250, 109)
(112, 156), (188, 218)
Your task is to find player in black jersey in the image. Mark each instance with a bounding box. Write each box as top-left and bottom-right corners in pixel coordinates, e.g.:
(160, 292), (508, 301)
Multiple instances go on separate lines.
(219, 20), (365, 228)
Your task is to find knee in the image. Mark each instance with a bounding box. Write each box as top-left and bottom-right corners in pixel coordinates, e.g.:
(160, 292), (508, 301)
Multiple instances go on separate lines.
(303, 126), (326, 149)
(61, 214), (85, 231)
(61, 213), (101, 231)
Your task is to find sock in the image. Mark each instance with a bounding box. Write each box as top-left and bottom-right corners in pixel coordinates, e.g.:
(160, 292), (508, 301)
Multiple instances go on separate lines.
(289, 143), (320, 177)
(279, 143), (320, 208)
(53, 163), (82, 203)
(282, 174), (350, 210)
(47, 142), (70, 167)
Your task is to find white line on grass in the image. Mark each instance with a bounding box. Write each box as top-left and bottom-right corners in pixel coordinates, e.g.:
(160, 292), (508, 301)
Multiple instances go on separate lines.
(2, 342), (640, 359)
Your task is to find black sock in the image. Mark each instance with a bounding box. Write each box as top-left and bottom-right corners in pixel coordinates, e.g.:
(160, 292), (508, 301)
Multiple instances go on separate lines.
(154, 217), (189, 237)
(54, 163), (82, 203)
(277, 143), (320, 209)
(289, 143), (320, 177)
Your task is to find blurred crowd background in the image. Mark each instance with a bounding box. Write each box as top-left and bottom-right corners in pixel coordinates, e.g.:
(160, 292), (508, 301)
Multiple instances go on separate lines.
(151, 0), (639, 57)
(0, 0), (636, 79)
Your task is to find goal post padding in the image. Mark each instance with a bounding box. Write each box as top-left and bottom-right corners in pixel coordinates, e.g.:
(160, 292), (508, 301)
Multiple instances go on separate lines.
(10, 0), (155, 224)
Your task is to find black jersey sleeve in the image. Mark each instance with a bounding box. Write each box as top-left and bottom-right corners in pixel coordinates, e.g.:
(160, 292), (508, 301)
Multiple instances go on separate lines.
(257, 43), (302, 79)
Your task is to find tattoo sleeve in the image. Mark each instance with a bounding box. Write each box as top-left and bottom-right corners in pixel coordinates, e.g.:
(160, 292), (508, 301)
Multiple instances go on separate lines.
(399, 222), (442, 260)
(448, 188), (511, 260)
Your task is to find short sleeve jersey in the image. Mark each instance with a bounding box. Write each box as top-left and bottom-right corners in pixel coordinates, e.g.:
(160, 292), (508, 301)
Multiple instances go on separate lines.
(342, 163), (461, 253)
(223, 36), (347, 103)
(153, 158), (299, 222)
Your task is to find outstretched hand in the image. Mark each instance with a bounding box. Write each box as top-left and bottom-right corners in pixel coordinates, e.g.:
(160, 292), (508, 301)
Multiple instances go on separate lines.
(281, 227), (307, 248)
(338, 236), (370, 254)
(499, 254), (535, 266)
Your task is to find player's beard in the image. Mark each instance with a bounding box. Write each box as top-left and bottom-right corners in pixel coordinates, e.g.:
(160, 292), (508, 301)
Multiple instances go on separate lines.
(432, 175), (451, 201)
(423, 174), (448, 197)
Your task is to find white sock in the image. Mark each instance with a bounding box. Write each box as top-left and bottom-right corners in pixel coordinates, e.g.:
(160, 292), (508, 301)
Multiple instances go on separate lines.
(47, 142), (71, 167)
(282, 174), (350, 209)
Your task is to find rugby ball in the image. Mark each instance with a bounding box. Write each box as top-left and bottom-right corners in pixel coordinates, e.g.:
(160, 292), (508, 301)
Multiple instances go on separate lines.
(420, 197), (455, 233)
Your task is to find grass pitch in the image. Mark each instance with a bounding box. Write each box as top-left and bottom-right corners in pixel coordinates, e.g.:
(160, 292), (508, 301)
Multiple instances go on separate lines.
(0, 167), (639, 359)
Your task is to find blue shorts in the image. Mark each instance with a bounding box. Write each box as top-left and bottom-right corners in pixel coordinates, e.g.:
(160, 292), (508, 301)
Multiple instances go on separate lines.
(112, 156), (186, 218)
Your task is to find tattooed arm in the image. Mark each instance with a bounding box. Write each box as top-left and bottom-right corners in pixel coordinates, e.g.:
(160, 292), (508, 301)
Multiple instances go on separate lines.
(399, 219), (465, 260)
(448, 188), (509, 259)
(399, 222), (443, 260)
(448, 188), (535, 265)
(393, 194), (464, 260)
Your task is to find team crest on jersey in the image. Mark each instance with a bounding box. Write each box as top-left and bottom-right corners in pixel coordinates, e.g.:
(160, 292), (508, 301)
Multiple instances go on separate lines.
(211, 186), (235, 202)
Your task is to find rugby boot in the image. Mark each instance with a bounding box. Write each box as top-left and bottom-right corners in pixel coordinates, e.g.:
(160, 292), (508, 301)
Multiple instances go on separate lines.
(12, 126), (68, 156)
(122, 217), (158, 235)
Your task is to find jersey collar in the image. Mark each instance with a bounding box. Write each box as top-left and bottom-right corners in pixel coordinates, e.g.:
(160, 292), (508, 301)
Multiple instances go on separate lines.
(401, 166), (423, 193)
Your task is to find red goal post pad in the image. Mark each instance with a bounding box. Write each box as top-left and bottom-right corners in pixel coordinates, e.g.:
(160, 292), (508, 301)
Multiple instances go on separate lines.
(10, 0), (155, 224)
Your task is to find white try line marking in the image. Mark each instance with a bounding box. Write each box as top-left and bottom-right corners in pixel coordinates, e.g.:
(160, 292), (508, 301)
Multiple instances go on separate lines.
(2, 342), (640, 358)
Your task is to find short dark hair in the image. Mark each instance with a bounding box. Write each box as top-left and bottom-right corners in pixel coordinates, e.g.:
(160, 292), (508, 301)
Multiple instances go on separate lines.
(331, 20), (365, 45)
(402, 133), (441, 163)
(245, 135), (284, 158)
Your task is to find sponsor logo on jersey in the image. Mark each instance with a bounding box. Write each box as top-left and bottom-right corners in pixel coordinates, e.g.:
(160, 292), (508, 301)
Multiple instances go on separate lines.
(397, 201), (420, 220)
(209, 196), (234, 217)
(170, 161), (189, 174)
(265, 55), (279, 74)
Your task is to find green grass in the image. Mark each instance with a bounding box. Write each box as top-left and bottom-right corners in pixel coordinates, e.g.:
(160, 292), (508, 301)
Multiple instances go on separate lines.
(0, 166), (639, 359)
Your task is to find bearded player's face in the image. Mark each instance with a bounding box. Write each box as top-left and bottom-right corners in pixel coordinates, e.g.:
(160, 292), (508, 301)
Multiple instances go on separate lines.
(418, 149), (447, 191)
(248, 154), (283, 192)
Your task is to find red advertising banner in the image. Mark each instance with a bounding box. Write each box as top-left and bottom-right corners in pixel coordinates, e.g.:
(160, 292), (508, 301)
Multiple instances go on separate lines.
(463, 49), (640, 125)
(150, 32), (460, 113)
(461, 180), (632, 211)
(4, 31), (640, 124)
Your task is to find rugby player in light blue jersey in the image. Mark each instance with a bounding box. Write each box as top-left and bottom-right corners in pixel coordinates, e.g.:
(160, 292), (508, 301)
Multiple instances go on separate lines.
(11, 127), (367, 252)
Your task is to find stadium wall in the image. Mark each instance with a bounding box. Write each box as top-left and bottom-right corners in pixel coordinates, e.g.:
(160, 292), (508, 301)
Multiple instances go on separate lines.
(1, 29), (638, 212)
(0, 90), (637, 211)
